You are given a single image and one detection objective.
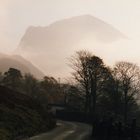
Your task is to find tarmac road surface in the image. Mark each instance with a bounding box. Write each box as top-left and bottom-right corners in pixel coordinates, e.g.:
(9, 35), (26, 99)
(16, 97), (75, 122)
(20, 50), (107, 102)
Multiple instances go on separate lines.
(26, 120), (92, 140)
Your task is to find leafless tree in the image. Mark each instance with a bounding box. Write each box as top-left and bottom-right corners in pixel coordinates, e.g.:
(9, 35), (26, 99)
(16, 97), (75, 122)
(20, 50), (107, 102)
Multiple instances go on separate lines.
(114, 61), (140, 124)
(69, 50), (110, 115)
(70, 50), (92, 113)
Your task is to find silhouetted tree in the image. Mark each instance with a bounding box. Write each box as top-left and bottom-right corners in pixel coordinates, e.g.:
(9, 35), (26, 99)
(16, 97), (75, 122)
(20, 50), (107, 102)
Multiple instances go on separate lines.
(114, 61), (140, 124)
(0, 72), (3, 84)
(23, 74), (40, 97)
(40, 76), (63, 104)
(70, 50), (92, 113)
(3, 68), (23, 90)
(70, 50), (111, 116)
(61, 84), (84, 111)
(97, 75), (124, 118)
(87, 55), (111, 116)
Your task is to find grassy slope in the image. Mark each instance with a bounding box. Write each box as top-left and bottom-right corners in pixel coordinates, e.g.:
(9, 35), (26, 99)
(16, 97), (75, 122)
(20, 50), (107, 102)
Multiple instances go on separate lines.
(0, 85), (56, 140)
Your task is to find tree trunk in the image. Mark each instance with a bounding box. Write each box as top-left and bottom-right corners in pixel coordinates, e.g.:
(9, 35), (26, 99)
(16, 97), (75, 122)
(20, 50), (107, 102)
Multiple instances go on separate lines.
(124, 90), (128, 125)
(85, 92), (89, 113)
(91, 76), (97, 118)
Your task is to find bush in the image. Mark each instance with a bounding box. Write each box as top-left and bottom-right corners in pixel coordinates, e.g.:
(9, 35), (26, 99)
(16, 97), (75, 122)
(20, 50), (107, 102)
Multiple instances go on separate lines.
(0, 129), (11, 140)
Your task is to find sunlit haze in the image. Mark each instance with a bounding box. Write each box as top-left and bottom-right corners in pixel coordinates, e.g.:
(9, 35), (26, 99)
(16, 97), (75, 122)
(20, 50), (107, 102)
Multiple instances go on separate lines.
(1, 0), (140, 78)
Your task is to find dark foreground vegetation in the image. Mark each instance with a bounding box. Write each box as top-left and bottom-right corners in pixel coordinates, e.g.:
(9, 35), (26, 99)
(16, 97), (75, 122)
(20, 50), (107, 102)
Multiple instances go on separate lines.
(0, 85), (56, 140)
(0, 50), (140, 139)
(92, 117), (140, 140)
(69, 50), (140, 140)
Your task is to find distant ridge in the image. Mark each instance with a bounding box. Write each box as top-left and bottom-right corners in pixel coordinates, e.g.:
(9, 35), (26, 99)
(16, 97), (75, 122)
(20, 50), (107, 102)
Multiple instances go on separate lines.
(0, 53), (44, 79)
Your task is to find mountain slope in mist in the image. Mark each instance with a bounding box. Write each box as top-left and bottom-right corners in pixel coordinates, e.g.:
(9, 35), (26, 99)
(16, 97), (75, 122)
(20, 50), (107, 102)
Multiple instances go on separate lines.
(19, 15), (125, 51)
(18, 15), (126, 77)
(0, 53), (44, 79)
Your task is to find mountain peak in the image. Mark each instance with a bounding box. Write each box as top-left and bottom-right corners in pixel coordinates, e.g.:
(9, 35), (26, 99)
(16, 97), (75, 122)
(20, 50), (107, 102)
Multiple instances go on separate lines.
(19, 15), (126, 49)
(17, 15), (126, 77)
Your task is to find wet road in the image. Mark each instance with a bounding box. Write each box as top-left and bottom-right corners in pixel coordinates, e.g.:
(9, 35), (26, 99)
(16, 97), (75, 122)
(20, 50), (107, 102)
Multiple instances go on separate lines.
(27, 121), (92, 140)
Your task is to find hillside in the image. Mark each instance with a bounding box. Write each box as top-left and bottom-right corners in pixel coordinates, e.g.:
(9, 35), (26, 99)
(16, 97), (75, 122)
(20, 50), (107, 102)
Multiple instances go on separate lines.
(0, 53), (44, 79)
(0, 85), (55, 140)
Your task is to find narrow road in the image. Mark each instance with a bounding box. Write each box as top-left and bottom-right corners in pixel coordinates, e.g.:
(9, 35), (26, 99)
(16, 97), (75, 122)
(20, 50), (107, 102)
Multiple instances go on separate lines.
(27, 121), (92, 140)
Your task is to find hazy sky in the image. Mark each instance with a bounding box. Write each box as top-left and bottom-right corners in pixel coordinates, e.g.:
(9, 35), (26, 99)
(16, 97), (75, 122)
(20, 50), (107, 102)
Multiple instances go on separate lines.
(1, 0), (140, 53)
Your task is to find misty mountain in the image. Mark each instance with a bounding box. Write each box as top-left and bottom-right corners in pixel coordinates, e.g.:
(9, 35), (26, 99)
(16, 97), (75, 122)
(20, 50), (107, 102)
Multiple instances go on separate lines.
(17, 15), (126, 77)
(0, 53), (44, 79)
(19, 15), (125, 50)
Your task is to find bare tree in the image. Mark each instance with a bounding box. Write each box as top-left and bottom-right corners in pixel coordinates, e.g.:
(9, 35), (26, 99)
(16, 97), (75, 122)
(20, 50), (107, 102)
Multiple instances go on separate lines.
(70, 50), (110, 115)
(70, 50), (92, 113)
(114, 61), (140, 124)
